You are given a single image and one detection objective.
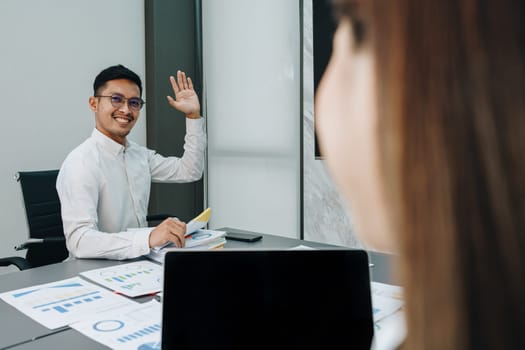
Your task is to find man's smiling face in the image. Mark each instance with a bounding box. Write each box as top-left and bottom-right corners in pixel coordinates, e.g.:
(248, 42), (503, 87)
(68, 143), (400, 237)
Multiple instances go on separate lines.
(89, 79), (141, 145)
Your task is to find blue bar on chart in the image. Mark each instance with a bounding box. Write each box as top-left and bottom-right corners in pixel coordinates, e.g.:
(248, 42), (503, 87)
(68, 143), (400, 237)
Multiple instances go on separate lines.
(35, 291), (104, 314)
(117, 324), (161, 343)
(105, 268), (154, 284)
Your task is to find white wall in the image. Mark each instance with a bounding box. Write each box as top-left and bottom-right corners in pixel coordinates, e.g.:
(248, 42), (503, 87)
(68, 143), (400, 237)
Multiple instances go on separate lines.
(203, 0), (302, 238)
(0, 0), (146, 264)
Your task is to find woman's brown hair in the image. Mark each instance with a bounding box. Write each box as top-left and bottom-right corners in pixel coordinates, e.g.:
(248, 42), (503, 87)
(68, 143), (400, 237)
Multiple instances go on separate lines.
(334, 0), (525, 348)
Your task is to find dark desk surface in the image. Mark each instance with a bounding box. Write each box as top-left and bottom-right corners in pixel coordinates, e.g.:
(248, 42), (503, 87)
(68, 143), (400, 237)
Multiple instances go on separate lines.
(0, 231), (396, 350)
(215, 228), (397, 285)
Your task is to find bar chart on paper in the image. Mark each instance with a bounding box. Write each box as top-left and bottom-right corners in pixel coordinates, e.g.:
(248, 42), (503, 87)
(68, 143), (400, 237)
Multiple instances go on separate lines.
(80, 261), (163, 297)
(0, 277), (135, 329)
(71, 300), (162, 350)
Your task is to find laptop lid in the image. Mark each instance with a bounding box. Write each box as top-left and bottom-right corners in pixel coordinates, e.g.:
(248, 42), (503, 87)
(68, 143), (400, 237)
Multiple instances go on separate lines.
(162, 249), (373, 349)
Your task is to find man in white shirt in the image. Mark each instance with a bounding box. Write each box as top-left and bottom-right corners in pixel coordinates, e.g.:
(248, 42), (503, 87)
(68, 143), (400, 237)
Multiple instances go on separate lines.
(56, 64), (205, 260)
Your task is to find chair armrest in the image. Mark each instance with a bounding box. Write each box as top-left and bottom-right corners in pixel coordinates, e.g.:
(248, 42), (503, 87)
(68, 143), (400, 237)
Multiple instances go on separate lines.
(0, 256), (32, 270)
(14, 237), (66, 251)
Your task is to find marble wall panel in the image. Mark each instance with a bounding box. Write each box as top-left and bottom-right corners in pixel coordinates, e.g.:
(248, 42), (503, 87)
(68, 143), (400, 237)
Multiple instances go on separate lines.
(302, 0), (363, 248)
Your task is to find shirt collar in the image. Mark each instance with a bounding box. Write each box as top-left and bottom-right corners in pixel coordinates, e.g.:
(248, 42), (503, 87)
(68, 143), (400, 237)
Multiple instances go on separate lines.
(91, 128), (130, 156)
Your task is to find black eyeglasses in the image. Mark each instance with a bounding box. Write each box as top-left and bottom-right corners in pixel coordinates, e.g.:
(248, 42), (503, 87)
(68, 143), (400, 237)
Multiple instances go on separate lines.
(95, 94), (145, 111)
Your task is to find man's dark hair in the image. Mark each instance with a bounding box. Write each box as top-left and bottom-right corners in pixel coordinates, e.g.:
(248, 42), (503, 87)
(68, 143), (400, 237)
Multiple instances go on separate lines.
(93, 64), (142, 96)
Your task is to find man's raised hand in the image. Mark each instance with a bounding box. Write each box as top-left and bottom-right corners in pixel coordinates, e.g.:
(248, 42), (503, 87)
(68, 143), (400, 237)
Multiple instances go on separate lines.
(166, 70), (201, 119)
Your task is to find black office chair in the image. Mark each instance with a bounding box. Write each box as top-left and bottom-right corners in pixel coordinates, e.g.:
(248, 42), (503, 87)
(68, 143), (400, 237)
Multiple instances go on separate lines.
(0, 169), (173, 271)
(0, 170), (69, 271)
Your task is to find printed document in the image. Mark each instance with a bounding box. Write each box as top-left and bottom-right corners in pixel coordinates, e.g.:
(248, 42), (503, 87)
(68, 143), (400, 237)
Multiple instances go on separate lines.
(0, 277), (135, 329)
(371, 281), (404, 322)
(148, 229), (226, 263)
(370, 281), (406, 350)
(80, 261), (163, 298)
(71, 300), (161, 350)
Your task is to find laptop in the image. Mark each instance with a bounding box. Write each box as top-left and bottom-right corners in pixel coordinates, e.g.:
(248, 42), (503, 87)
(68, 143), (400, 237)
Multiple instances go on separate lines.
(162, 249), (373, 349)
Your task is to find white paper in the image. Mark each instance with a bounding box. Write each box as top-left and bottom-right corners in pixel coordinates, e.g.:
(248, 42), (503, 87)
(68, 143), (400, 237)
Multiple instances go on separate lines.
(148, 232), (226, 264)
(371, 281), (403, 299)
(372, 294), (404, 322)
(152, 216), (210, 251)
(185, 229), (226, 248)
(0, 277), (135, 329)
(150, 229), (226, 253)
(71, 300), (162, 350)
(370, 281), (404, 322)
(185, 219), (207, 235)
(80, 261), (163, 298)
(370, 281), (406, 350)
(147, 249), (166, 264)
(150, 229), (225, 255)
(287, 245), (316, 250)
(372, 310), (406, 350)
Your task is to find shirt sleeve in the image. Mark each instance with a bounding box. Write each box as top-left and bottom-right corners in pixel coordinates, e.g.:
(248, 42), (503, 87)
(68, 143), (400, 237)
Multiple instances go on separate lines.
(148, 117), (206, 182)
(56, 154), (152, 260)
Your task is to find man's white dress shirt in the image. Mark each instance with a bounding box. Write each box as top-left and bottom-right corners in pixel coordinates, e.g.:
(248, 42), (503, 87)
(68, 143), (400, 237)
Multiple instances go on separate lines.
(56, 118), (205, 260)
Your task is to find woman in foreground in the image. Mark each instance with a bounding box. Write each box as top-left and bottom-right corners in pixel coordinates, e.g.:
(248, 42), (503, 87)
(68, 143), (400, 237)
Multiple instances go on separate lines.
(316, 1), (525, 348)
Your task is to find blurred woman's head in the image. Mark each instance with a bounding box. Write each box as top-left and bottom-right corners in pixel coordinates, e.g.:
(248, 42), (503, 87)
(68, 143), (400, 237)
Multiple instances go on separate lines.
(316, 1), (525, 348)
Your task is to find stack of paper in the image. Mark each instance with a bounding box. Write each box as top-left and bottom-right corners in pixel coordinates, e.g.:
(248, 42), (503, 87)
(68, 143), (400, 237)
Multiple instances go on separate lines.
(147, 208), (226, 263)
(182, 208), (226, 249)
(184, 207), (211, 235)
(148, 229), (226, 263)
(185, 229), (226, 249)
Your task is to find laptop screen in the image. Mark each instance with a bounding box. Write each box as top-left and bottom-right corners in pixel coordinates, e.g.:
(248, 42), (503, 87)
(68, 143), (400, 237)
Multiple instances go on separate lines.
(162, 249), (373, 349)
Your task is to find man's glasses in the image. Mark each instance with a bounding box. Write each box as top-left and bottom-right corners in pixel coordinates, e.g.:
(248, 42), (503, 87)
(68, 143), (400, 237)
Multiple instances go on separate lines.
(95, 94), (145, 112)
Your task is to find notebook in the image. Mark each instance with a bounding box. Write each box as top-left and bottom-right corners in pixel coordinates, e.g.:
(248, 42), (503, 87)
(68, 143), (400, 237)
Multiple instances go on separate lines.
(161, 249), (374, 349)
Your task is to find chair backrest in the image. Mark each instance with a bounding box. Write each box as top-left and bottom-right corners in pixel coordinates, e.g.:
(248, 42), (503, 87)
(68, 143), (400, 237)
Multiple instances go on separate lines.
(17, 170), (69, 267)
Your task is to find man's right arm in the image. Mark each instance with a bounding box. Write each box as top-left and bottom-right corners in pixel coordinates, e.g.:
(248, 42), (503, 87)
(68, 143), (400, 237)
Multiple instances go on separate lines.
(56, 154), (151, 260)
